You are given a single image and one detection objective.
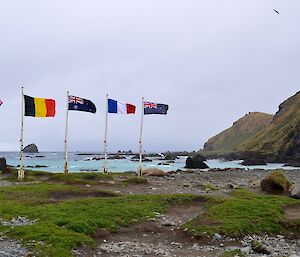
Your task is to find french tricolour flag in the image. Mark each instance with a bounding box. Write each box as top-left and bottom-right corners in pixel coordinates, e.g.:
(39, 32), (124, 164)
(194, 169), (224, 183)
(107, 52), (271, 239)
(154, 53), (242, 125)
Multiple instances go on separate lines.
(108, 98), (136, 114)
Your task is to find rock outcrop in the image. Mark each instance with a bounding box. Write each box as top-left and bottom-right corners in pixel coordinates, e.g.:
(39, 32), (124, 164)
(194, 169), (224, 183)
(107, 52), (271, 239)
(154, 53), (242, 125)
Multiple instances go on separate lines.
(23, 144), (39, 153)
(261, 170), (291, 194)
(0, 158), (6, 171)
(185, 154), (208, 169)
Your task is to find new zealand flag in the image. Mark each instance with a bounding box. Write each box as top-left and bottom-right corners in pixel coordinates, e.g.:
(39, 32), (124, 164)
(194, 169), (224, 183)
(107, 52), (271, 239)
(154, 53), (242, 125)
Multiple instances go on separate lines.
(68, 95), (97, 114)
(144, 101), (168, 115)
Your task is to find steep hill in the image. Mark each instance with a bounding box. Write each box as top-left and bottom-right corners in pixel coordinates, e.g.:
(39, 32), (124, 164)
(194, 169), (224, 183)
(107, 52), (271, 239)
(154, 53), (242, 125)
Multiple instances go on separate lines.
(203, 112), (273, 154)
(237, 91), (300, 163)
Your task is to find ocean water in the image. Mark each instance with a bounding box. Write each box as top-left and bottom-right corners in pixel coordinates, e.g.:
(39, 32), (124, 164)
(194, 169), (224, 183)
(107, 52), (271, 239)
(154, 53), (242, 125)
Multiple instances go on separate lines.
(0, 152), (298, 173)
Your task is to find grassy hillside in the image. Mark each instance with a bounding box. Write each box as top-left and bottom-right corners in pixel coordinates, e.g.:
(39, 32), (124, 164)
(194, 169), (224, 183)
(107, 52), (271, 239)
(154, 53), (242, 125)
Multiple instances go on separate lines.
(202, 112), (273, 154)
(237, 91), (300, 162)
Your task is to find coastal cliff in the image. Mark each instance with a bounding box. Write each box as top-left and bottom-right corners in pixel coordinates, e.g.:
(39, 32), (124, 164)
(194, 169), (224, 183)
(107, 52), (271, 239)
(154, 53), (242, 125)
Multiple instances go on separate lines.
(202, 91), (300, 165)
(202, 112), (273, 154)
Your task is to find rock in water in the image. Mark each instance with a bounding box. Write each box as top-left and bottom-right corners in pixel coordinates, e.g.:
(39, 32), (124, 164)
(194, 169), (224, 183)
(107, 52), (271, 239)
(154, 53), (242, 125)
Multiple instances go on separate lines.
(261, 170), (291, 194)
(0, 158), (6, 171)
(241, 157), (267, 166)
(185, 154), (209, 169)
(290, 184), (300, 199)
(143, 168), (165, 177)
(23, 144), (39, 153)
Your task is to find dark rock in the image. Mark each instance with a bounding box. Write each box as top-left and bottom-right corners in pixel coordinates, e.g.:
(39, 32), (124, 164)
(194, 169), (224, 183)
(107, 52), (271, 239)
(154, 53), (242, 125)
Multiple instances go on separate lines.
(185, 154), (209, 169)
(0, 158), (7, 171)
(163, 154), (178, 160)
(290, 184), (300, 199)
(131, 155), (152, 162)
(35, 155), (45, 158)
(80, 169), (98, 172)
(23, 144), (39, 153)
(107, 155), (126, 160)
(284, 160), (300, 167)
(261, 170), (291, 194)
(34, 165), (48, 168)
(241, 158), (267, 166)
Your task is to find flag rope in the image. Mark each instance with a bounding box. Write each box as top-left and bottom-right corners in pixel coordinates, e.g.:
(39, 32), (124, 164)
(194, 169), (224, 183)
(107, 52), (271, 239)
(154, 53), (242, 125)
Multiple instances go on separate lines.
(103, 94), (109, 174)
(19, 86), (25, 180)
(137, 97), (144, 176)
(64, 91), (69, 174)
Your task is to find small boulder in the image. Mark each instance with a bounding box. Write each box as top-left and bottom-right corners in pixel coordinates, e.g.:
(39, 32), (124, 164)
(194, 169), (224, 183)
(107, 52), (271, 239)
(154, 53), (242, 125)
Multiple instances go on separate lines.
(251, 240), (272, 255)
(290, 184), (300, 199)
(0, 158), (6, 171)
(143, 168), (165, 177)
(23, 144), (39, 153)
(185, 154), (208, 169)
(261, 170), (291, 194)
(213, 233), (223, 241)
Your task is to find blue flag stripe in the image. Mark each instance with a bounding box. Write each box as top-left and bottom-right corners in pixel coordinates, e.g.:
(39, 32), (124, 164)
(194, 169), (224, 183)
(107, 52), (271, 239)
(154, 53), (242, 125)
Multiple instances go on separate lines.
(108, 99), (118, 113)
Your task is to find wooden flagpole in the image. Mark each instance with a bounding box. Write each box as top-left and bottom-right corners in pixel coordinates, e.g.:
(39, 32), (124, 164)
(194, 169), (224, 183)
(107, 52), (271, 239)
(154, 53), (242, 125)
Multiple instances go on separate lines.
(103, 94), (109, 174)
(19, 86), (25, 180)
(64, 91), (69, 174)
(137, 97), (144, 176)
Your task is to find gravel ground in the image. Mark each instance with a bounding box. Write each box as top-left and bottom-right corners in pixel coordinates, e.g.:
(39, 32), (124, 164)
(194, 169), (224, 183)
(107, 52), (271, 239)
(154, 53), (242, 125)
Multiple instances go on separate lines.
(0, 237), (30, 257)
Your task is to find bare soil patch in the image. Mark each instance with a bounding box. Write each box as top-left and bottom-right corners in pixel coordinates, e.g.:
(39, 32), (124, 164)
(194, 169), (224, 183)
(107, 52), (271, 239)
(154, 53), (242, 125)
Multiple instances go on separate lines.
(285, 203), (300, 221)
(74, 199), (229, 257)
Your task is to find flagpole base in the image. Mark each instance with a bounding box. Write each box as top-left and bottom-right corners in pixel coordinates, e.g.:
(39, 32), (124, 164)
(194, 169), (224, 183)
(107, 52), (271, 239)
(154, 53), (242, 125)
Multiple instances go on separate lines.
(103, 167), (108, 174)
(64, 162), (68, 175)
(18, 169), (25, 181)
(137, 166), (142, 177)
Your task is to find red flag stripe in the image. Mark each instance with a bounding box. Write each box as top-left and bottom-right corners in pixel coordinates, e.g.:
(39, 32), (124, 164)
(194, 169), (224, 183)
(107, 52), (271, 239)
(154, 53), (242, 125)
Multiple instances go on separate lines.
(45, 99), (56, 117)
(126, 104), (136, 114)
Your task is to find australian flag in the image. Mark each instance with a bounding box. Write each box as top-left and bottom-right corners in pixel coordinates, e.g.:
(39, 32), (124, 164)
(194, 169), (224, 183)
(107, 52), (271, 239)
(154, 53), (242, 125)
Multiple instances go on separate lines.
(144, 101), (168, 115)
(68, 95), (97, 114)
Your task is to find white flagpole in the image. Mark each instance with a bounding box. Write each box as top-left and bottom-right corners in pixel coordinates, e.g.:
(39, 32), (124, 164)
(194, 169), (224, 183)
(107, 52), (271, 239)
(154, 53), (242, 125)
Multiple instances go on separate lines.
(103, 94), (109, 174)
(137, 97), (144, 177)
(64, 91), (69, 174)
(19, 86), (25, 180)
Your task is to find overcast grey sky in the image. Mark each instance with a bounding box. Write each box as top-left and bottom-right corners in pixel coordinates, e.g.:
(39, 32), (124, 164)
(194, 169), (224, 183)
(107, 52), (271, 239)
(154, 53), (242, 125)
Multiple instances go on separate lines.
(0, 0), (299, 152)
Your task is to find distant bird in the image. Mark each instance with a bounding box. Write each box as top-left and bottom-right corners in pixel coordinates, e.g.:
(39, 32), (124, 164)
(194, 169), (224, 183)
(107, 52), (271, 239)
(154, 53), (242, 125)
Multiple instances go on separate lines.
(273, 9), (280, 14)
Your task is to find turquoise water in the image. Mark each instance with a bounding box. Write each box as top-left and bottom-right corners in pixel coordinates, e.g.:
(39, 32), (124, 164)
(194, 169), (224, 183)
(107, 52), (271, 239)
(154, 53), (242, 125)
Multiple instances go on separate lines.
(0, 152), (298, 173)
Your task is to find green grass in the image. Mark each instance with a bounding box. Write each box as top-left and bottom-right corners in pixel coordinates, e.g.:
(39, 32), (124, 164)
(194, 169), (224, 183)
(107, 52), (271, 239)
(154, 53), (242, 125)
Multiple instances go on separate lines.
(0, 183), (196, 257)
(203, 183), (219, 191)
(183, 189), (299, 237)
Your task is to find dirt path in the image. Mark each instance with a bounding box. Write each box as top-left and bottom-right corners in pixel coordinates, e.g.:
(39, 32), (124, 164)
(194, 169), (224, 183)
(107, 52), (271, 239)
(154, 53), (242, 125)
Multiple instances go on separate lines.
(285, 204), (300, 221)
(74, 200), (231, 257)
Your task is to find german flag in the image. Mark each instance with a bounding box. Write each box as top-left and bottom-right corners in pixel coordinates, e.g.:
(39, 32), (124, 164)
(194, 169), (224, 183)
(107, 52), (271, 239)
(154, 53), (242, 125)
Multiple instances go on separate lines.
(24, 95), (56, 117)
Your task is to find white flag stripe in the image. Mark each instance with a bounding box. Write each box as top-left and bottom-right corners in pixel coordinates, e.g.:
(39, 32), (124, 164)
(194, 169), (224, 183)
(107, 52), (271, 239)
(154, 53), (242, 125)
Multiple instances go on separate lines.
(117, 102), (127, 114)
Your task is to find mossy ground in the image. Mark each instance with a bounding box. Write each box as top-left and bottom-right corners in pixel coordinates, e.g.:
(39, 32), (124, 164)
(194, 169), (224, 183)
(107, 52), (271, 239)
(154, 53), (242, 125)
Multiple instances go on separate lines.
(0, 174), (196, 257)
(183, 189), (299, 237)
